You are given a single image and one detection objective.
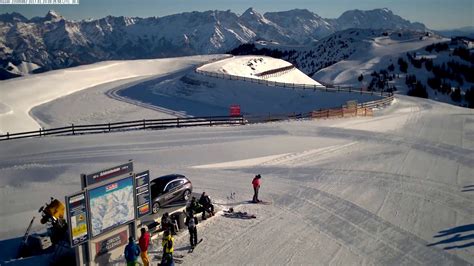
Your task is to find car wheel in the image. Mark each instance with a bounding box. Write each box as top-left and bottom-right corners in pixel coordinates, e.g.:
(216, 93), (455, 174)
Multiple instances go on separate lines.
(152, 202), (160, 214)
(183, 190), (191, 201)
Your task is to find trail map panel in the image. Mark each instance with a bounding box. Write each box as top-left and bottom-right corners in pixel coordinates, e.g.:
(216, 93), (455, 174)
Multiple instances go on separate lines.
(88, 176), (135, 238)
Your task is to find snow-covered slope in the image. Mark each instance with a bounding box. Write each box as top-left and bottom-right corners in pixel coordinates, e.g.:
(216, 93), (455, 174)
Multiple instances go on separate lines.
(0, 50), (473, 265)
(1, 55), (382, 134)
(0, 8), (427, 78)
(314, 36), (474, 107)
(0, 95), (472, 265)
(0, 55), (223, 134)
(232, 29), (443, 76)
(313, 30), (447, 83)
(198, 55), (321, 85)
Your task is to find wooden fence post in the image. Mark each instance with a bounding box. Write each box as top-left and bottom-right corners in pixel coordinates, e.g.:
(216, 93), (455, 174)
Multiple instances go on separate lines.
(39, 128), (42, 137)
(177, 118), (180, 127)
(209, 117), (212, 126)
(6, 132), (9, 140)
(143, 119), (146, 129)
(72, 124), (75, 135)
(108, 123), (111, 132)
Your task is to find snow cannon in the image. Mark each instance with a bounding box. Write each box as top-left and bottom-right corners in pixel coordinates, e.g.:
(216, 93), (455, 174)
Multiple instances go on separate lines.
(39, 198), (65, 225)
(38, 198), (68, 244)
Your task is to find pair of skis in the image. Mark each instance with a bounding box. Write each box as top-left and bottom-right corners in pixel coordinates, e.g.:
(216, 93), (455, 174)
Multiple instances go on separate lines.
(155, 238), (203, 264)
(188, 238), (203, 253)
(248, 200), (272, 205)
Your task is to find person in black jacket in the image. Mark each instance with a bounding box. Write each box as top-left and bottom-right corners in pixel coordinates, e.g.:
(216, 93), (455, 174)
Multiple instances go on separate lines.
(198, 192), (215, 220)
(161, 212), (176, 235)
(185, 210), (199, 247)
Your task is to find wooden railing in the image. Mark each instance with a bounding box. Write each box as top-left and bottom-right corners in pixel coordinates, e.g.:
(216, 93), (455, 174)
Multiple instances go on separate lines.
(195, 67), (393, 98)
(254, 65), (296, 79)
(0, 116), (245, 141)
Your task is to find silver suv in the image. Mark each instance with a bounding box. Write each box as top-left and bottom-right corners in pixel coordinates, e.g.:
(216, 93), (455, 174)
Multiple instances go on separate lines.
(150, 174), (193, 214)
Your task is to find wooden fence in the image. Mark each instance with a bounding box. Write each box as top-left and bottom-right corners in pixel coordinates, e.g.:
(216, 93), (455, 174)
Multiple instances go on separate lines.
(254, 65), (296, 79)
(195, 68), (392, 98)
(0, 116), (245, 141)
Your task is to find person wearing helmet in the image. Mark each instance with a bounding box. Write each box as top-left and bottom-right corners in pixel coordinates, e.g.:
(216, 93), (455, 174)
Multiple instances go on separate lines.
(161, 230), (174, 266)
(252, 174), (262, 203)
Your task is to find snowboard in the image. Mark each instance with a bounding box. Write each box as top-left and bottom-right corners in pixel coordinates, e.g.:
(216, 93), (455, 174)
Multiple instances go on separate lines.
(188, 238), (203, 253)
(248, 200), (272, 205)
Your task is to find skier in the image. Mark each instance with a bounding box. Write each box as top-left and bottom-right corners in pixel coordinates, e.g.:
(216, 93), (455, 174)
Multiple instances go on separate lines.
(124, 236), (140, 266)
(185, 210), (199, 247)
(139, 228), (150, 266)
(161, 230), (175, 266)
(198, 192), (215, 220)
(161, 212), (176, 235)
(187, 197), (204, 218)
(252, 174), (262, 203)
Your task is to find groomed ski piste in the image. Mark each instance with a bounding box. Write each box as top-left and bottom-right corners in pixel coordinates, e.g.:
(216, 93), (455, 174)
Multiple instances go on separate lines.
(0, 55), (473, 265)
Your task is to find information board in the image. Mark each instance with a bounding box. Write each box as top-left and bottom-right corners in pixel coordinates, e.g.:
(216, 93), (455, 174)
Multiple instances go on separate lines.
(83, 162), (133, 187)
(88, 176), (135, 238)
(135, 171), (151, 218)
(66, 191), (90, 247)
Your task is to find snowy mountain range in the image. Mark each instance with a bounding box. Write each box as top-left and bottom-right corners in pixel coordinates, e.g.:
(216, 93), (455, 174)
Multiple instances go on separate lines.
(0, 8), (427, 78)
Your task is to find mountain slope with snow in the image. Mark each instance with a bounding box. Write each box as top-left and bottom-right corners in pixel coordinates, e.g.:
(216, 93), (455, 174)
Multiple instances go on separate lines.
(0, 8), (427, 78)
(0, 55), (222, 134)
(0, 51), (473, 265)
(231, 29), (444, 76)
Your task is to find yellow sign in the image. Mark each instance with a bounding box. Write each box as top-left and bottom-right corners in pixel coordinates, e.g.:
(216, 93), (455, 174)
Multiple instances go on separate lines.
(72, 222), (88, 237)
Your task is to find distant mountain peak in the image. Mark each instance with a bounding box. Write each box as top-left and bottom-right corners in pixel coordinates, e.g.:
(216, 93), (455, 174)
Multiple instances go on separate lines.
(336, 8), (425, 31)
(45, 10), (63, 21)
(243, 7), (257, 14)
(0, 12), (28, 23)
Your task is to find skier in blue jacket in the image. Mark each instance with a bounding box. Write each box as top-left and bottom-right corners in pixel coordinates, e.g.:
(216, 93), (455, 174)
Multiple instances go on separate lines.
(124, 236), (141, 266)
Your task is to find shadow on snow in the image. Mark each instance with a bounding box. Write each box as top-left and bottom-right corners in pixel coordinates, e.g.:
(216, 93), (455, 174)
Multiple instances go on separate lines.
(428, 224), (474, 250)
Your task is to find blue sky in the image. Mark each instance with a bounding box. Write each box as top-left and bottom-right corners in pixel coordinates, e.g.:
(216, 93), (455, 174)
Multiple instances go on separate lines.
(2, 0), (473, 30)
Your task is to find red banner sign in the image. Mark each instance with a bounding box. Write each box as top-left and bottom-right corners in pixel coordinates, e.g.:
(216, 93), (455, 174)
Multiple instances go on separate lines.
(230, 104), (241, 116)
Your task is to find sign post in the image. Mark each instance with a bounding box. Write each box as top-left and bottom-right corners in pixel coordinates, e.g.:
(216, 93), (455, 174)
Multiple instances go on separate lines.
(65, 191), (89, 247)
(135, 171), (152, 219)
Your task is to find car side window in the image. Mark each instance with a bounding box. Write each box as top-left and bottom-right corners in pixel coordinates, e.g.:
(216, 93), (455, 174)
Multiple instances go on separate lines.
(167, 181), (179, 191)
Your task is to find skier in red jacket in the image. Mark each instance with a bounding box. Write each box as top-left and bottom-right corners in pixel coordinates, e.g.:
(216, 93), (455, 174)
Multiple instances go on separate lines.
(252, 174), (261, 203)
(139, 227), (150, 266)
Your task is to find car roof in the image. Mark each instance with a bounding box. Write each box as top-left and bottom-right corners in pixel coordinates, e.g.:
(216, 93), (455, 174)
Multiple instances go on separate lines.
(151, 174), (186, 183)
